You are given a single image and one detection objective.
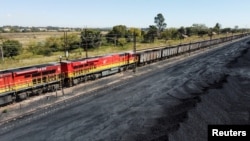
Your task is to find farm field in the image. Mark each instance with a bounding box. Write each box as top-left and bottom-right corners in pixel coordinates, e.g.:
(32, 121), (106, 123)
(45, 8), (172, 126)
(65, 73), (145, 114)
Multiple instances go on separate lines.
(0, 32), (67, 47)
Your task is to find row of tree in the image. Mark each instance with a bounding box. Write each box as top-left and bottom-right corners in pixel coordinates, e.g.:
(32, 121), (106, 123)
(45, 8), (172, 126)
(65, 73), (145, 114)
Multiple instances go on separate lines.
(0, 13), (249, 58)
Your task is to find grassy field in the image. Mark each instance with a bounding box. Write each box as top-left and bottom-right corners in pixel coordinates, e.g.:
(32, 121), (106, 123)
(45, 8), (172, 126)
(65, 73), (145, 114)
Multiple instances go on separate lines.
(0, 32), (68, 48)
(0, 32), (231, 70)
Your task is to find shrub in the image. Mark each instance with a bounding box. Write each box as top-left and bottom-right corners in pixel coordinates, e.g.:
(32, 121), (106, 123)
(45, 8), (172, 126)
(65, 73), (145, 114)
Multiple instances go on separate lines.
(2, 109), (7, 113)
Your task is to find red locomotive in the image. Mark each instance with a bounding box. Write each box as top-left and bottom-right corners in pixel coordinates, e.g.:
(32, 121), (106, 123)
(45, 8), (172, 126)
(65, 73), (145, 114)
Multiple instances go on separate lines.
(61, 52), (136, 86)
(0, 63), (62, 105)
(0, 71), (13, 104)
(0, 52), (136, 105)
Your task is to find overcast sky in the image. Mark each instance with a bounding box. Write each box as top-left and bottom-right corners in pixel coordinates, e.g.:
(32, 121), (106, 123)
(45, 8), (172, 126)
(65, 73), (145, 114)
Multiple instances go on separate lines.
(0, 0), (249, 28)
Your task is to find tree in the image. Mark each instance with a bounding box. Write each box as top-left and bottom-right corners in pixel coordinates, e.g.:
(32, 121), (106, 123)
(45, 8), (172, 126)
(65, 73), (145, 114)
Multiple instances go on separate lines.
(178, 26), (186, 35)
(167, 28), (179, 39)
(106, 25), (128, 46)
(62, 33), (80, 50)
(81, 29), (102, 49)
(221, 28), (231, 34)
(191, 24), (208, 36)
(35, 42), (53, 56)
(208, 28), (216, 40)
(178, 26), (187, 39)
(213, 23), (221, 34)
(197, 29), (208, 37)
(106, 30), (116, 45)
(128, 28), (141, 37)
(232, 25), (239, 33)
(143, 25), (158, 43)
(39, 47), (53, 56)
(117, 38), (127, 47)
(2, 40), (22, 58)
(112, 25), (127, 38)
(161, 29), (171, 42)
(154, 13), (167, 37)
(127, 27), (142, 42)
(161, 28), (181, 43)
(27, 40), (55, 56)
(45, 37), (63, 52)
(185, 27), (193, 36)
(27, 41), (39, 55)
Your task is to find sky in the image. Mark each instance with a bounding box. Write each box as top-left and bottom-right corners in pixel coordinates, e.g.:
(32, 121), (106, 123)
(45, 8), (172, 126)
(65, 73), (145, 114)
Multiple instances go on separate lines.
(0, 0), (249, 28)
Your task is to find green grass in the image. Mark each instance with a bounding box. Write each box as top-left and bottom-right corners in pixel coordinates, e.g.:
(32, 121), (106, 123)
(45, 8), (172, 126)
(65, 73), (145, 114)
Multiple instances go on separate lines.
(1, 32), (68, 48)
(0, 33), (235, 70)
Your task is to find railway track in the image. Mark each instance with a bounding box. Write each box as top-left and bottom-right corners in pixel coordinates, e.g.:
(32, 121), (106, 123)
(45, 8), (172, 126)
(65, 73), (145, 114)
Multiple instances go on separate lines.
(0, 36), (248, 135)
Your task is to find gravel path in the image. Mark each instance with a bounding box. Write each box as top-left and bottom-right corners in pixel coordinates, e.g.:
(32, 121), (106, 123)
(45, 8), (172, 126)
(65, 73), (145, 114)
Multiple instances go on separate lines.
(0, 38), (250, 141)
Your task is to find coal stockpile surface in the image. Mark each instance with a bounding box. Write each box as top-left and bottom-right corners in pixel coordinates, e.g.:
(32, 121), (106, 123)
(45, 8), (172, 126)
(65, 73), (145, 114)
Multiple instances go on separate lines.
(168, 41), (250, 141)
(0, 38), (250, 141)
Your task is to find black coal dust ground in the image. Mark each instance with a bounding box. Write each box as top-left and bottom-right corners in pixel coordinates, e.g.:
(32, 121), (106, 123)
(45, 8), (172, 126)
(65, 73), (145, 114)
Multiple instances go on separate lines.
(0, 39), (250, 141)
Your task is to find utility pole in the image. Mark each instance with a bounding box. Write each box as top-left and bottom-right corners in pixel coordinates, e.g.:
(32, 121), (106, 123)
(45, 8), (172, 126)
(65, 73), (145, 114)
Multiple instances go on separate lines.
(64, 31), (68, 60)
(84, 28), (88, 58)
(0, 36), (4, 61)
(133, 30), (136, 73)
(59, 56), (64, 95)
(114, 35), (117, 47)
(0, 45), (3, 61)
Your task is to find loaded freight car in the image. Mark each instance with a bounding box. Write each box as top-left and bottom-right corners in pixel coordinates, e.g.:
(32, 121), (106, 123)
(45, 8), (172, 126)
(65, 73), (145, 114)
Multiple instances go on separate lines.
(161, 46), (178, 58)
(61, 52), (136, 86)
(177, 43), (190, 54)
(189, 41), (201, 51)
(137, 49), (162, 65)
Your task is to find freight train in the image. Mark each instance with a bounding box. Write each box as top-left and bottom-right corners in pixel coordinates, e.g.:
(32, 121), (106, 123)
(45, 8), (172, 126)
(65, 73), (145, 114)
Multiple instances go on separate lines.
(0, 33), (248, 106)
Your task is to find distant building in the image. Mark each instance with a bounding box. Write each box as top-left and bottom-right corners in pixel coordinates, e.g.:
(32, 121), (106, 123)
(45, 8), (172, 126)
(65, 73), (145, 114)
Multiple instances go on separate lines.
(47, 29), (58, 32)
(38, 28), (47, 32)
(181, 34), (188, 38)
(212, 32), (217, 35)
(58, 28), (70, 32)
(19, 28), (31, 32)
(3, 27), (11, 32)
(58, 28), (75, 32)
(100, 31), (109, 35)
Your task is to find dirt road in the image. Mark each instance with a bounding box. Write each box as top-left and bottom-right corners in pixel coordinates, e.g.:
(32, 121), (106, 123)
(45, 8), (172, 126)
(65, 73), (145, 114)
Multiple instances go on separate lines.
(0, 38), (250, 141)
